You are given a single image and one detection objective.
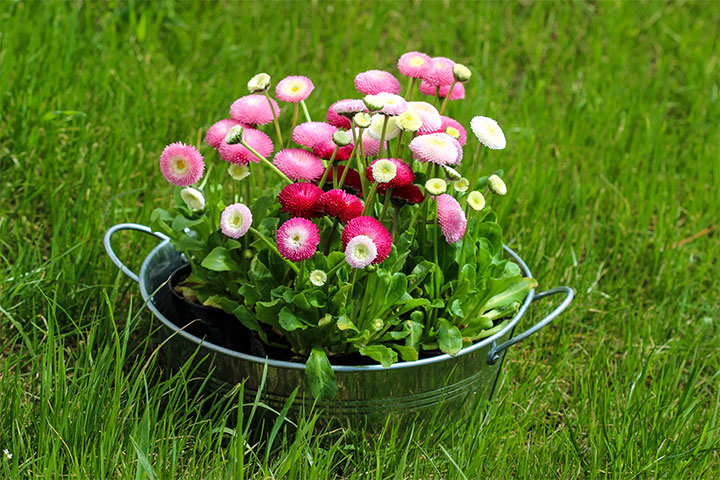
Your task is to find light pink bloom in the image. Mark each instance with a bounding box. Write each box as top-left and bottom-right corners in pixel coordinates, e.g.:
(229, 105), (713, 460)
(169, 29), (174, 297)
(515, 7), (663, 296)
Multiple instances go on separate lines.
(436, 194), (466, 244)
(229, 94), (280, 125)
(407, 101), (442, 135)
(275, 75), (314, 103)
(220, 203), (252, 239)
(291, 121), (337, 149)
(423, 57), (456, 86)
(341, 216), (392, 265)
(360, 130), (387, 157)
(218, 128), (274, 165)
(354, 70), (402, 95)
(273, 149), (325, 182)
(408, 133), (459, 166)
(205, 118), (245, 149)
(397, 51), (432, 78)
(160, 142), (205, 186)
(277, 217), (320, 262)
(376, 93), (408, 116)
(419, 80), (465, 100)
(344, 235), (378, 269)
(332, 99), (368, 116)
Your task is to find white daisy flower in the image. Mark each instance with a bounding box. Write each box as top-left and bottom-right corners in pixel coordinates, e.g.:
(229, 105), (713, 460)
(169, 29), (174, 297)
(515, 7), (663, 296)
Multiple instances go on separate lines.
(180, 187), (205, 211)
(247, 73), (271, 93)
(470, 116), (506, 150)
(309, 270), (327, 287)
(467, 191), (486, 211)
(228, 164), (250, 181)
(425, 178), (447, 195)
(488, 174), (507, 195)
(371, 159), (397, 183)
(367, 114), (400, 141)
(454, 178), (470, 192)
(344, 235), (378, 269)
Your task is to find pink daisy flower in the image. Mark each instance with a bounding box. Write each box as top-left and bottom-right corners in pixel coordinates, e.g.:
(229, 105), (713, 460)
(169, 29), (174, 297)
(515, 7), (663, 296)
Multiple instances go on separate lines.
(273, 149), (325, 182)
(391, 184), (424, 205)
(438, 116), (467, 146)
(291, 121), (337, 149)
(397, 51), (432, 78)
(275, 75), (314, 103)
(312, 140), (355, 161)
(354, 70), (402, 95)
(408, 132), (460, 166)
(318, 189), (364, 223)
(407, 101), (443, 135)
(205, 118), (245, 149)
(326, 100), (353, 128)
(436, 194), (467, 244)
(159, 142), (205, 187)
(418, 80), (465, 100)
(344, 235), (378, 269)
(341, 216), (392, 265)
(229, 94), (280, 125)
(220, 203), (252, 239)
(278, 182), (324, 218)
(218, 128), (274, 165)
(276, 217), (320, 262)
(375, 93), (408, 116)
(366, 158), (415, 191)
(423, 57), (456, 86)
(332, 99), (368, 117)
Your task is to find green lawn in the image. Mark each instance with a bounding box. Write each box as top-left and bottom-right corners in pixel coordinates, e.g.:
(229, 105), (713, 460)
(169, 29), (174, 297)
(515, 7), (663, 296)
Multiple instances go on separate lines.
(1, 1), (719, 478)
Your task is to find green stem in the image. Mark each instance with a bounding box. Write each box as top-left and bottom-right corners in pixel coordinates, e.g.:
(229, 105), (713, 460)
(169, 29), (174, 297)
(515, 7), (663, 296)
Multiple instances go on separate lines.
(326, 258), (345, 278)
(264, 91), (284, 150)
(378, 115), (389, 158)
(337, 143), (357, 189)
(434, 86), (441, 108)
(241, 139), (293, 184)
(300, 100), (312, 122)
(407, 77), (418, 102)
(317, 146), (339, 190)
(378, 188), (392, 223)
(295, 260), (305, 289)
(249, 227), (300, 274)
(362, 182), (380, 216)
(390, 203), (400, 240)
(355, 130), (369, 198)
(346, 269), (358, 310)
(469, 140), (483, 189)
(393, 130), (405, 159)
(290, 103), (299, 144)
(439, 81), (456, 116)
(324, 217), (339, 256)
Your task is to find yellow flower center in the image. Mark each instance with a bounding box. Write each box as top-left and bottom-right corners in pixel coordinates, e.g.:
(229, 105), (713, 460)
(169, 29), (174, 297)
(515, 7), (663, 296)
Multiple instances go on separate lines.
(172, 157), (187, 174)
(409, 56), (425, 67)
(353, 244), (369, 259)
(232, 214), (243, 227)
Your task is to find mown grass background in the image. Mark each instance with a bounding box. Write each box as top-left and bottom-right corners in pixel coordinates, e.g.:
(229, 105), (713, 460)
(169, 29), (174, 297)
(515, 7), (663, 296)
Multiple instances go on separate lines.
(1, 0), (719, 478)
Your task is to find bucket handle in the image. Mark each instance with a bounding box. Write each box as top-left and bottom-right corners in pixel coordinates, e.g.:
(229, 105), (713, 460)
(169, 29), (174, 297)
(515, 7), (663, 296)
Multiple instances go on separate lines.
(104, 223), (169, 283)
(487, 286), (574, 365)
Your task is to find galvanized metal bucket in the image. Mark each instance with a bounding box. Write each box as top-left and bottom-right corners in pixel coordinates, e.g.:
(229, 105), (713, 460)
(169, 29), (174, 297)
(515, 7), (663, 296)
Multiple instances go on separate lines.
(104, 223), (574, 426)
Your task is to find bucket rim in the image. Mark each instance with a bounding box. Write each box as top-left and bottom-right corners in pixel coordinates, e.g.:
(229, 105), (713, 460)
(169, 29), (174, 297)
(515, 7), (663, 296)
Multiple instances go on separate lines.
(139, 241), (534, 372)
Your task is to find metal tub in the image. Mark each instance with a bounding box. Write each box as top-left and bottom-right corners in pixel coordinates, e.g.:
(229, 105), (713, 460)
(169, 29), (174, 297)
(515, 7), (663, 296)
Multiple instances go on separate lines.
(105, 223), (573, 427)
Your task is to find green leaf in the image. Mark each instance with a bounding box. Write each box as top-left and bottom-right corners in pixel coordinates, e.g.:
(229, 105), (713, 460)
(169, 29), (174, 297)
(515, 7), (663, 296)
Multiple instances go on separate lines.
(404, 320), (424, 351)
(437, 318), (463, 355)
(232, 306), (267, 342)
(359, 345), (398, 368)
(449, 298), (464, 318)
(385, 273), (408, 308)
(484, 277), (537, 311)
(278, 307), (308, 331)
(336, 316), (358, 332)
(172, 214), (204, 232)
(175, 235), (205, 252)
(394, 345), (419, 362)
(255, 299), (282, 328)
(201, 247), (240, 272)
(291, 292), (312, 312)
(306, 347), (338, 400)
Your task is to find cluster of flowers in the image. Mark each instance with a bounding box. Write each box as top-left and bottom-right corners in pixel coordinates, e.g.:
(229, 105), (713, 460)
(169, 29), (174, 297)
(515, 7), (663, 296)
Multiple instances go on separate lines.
(159, 51), (508, 277)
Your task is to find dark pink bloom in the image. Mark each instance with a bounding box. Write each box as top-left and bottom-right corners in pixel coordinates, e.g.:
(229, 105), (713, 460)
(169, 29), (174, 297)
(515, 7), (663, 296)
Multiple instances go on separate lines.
(313, 140), (354, 161)
(366, 158), (415, 191)
(341, 216), (392, 264)
(318, 189), (364, 223)
(391, 184), (424, 205)
(276, 217), (320, 262)
(278, 182), (324, 218)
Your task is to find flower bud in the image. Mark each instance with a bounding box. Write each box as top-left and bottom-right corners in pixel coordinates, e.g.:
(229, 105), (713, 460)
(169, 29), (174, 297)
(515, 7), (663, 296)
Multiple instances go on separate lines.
(180, 187), (205, 211)
(442, 165), (462, 180)
(247, 73), (271, 93)
(371, 318), (384, 331)
(445, 126), (461, 140)
(310, 269), (327, 286)
(333, 130), (352, 147)
(228, 164), (250, 181)
(467, 191), (486, 211)
(224, 125), (244, 145)
(488, 174), (507, 196)
(353, 112), (372, 128)
(454, 178), (469, 192)
(396, 110), (422, 132)
(453, 64), (472, 82)
(363, 94), (385, 112)
(425, 178), (447, 195)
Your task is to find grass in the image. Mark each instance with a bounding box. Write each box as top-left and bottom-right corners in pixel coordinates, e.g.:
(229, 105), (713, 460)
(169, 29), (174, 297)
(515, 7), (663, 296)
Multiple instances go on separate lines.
(1, 0), (719, 478)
